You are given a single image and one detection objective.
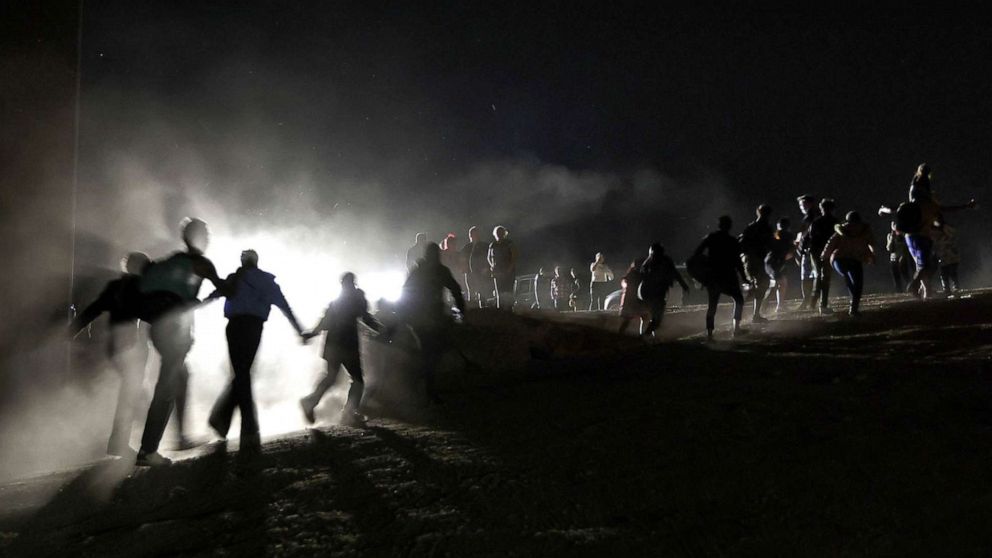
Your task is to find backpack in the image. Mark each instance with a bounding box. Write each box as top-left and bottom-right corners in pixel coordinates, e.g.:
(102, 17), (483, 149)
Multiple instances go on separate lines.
(894, 201), (922, 235)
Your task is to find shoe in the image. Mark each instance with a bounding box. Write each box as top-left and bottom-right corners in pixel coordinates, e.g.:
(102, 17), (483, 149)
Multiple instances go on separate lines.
(752, 315), (769, 324)
(818, 306), (833, 315)
(136, 451), (173, 467)
(299, 397), (316, 425)
(340, 411), (368, 427)
(208, 415), (229, 440)
(174, 435), (207, 451)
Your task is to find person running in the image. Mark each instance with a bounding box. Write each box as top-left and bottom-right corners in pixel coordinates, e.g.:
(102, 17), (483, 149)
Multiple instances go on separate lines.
(738, 204), (774, 323)
(638, 243), (690, 338)
(135, 218), (230, 466)
(460, 226), (490, 306)
(70, 252), (151, 457)
(550, 265), (570, 311)
(588, 253), (615, 311)
(932, 220), (961, 296)
(618, 258), (648, 335)
(300, 272), (382, 426)
(763, 218), (794, 314)
(795, 194), (822, 310)
(692, 215), (746, 340)
(885, 221), (912, 293)
(406, 233), (428, 271)
(821, 211), (875, 317)
(808, 198), (840, 314)
(488, 226), (517, 310)
(206, 249), (305, 456)
(879, 163), (977, 298)
(399, 242), (467, 405)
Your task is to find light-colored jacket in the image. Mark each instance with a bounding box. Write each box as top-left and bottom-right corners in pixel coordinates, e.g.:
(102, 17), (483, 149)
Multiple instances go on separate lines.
(821, 222), (875, 264)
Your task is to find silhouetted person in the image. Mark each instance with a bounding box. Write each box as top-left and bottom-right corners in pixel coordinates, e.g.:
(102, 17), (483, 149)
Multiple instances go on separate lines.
(763, 218), (794, 313)
(400, 242), (466, 405)
(739, 204), (774, 323)
(206, 249), (305, 456)
(693, 215), (746, 340)
(568, 268), (582, 311)
(550, 265), (570, 311)
(70, 251), (151, 457)
(587, 253), (615, 311)
(879, 163), (977, 298)
(808, 199), (840, 313)
(488, 226), (517, 310)
(618, 258), (648, 335)
(460, 226), (491, 306)
(822, 211), (875, 316)
(795, 194), (822, 310)
(301, 272), (381, 426)
(886, 221), (911, 293)
(406, 232), (428, 271)
(533, 267), (552, 310)
(136, 218), (230, 466)
(638, 244), (689, 338)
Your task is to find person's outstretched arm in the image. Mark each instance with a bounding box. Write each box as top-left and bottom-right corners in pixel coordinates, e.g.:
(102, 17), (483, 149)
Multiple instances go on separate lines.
(69, 282), (114, 337)
(358, 292), (382, 333)
(271, 283), (304, 336)
(941, 199), (978, 212)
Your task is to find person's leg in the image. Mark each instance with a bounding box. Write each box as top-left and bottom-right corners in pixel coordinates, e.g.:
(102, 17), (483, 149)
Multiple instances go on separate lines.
(948, 264), (960, 292)
(139, 318), (185, 457)
(705, 286), (720, 336)
(850, 261), (864, 313)
(418, 329), (444, 403)
(229, 317), (264, 437)
(832, 259), (854, 307)
(816, 260), (831, 309)
(642, 300), (665, 337)
(209, 321), (240, 437)
(341, 354), (365, 414)
(107, 348), (142, 455)
(728, 284), (744, 331)
(890, 259), (904, 292)
(618, 316), (631, 335)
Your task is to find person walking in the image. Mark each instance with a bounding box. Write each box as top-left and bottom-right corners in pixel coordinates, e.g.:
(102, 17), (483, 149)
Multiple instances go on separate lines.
(638, 244), (689, 338)
(692, 215), (746, 340)
(206, 249), (306, 457)
(135, 218), (230, 466)
(300, 272), (381, 426)
(808, 198), (840, 313)
(821, 211), (875, 317)
(763, 218), (794, 313)
(739, 204), (774, 323)
(795, 194), (822, 309)
(70, 252), (151, 457)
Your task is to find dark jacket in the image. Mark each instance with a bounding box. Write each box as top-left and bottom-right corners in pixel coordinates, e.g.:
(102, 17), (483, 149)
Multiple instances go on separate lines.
(693, 231), (745, 283)
(316, 287), (379, 357)
(739, 218), (774, 259)
(488, 239), (517, 276)
(73, 274), (144, 333)
(809, 214), (840, 255)
(401, 260), (466, 326)
(638, 254), (689, 302)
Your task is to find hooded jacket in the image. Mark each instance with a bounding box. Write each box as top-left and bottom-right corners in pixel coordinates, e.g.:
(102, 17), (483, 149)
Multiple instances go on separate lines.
(220, 267), (301, 333)
(821, 222), (875, 264)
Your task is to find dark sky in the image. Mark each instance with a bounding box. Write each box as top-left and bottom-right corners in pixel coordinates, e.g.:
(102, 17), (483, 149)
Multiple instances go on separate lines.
(3, 2), (992, 302)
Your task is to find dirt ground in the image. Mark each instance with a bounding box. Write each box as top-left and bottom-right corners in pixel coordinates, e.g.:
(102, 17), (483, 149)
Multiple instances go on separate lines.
(2, 290), (992, 557)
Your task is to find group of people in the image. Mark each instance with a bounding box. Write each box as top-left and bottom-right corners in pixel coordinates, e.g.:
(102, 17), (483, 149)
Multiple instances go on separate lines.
(72, 163), (977, 465)
(73, 219), (465, 467)
(610, 163), (978, 340)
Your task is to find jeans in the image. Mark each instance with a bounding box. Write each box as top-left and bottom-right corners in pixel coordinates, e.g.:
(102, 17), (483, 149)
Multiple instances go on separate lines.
(832, 258), (864, 312)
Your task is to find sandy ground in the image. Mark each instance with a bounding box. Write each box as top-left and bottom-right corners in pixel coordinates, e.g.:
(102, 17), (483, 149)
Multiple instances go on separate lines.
(2, 289), (992, 556)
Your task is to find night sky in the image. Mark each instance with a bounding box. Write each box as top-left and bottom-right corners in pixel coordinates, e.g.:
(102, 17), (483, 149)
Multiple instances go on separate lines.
(3, 3), (992, 319)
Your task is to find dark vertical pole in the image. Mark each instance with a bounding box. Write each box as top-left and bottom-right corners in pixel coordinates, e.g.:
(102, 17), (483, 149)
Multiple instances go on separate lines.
(67, 0), (84, 375)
